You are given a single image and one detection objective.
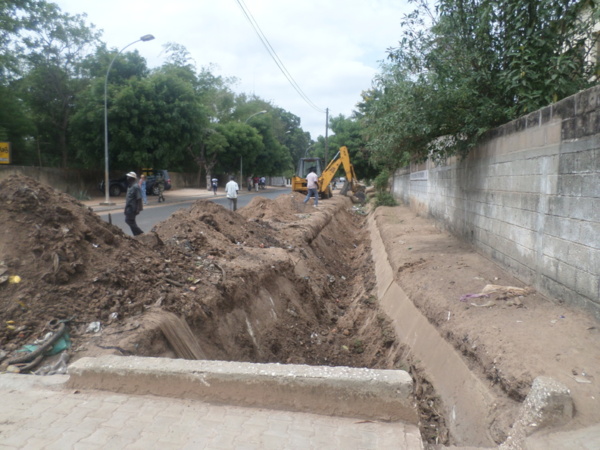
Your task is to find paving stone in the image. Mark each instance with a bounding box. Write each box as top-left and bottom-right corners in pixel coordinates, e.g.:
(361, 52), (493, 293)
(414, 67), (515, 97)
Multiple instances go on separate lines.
(0, 373), (423, 450)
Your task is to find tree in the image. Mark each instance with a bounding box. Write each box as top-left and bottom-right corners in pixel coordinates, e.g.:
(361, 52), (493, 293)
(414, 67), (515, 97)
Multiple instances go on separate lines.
(16, 1), (101, 167)
(365, 0), (600, 167)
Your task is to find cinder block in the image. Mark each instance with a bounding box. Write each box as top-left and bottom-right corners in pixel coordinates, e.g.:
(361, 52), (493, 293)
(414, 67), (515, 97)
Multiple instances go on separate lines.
(575, 271), (599, 300)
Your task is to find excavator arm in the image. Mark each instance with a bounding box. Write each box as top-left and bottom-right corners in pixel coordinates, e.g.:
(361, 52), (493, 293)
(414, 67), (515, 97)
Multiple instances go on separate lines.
(319, 146), (356, 197)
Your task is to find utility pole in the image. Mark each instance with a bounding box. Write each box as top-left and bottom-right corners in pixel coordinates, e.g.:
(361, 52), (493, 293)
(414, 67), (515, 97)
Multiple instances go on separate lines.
(324, 107), (329, 165)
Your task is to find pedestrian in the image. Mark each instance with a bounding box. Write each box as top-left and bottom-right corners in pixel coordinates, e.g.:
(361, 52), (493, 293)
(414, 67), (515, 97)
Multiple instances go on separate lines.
(211, 177), (218, 196)
(253, 176), (259, 191)
(138, 174), (148, 205)
(225, 175), (239, 211)
(303, 167), (319, 207)
(124, 171), (144, 236)
(156, 171), (165, 203)
(247, 176), (253, 191)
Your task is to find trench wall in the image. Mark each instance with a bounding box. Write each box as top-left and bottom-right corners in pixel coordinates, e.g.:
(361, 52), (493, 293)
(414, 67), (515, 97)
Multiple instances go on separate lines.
(391, 85), (600, 318)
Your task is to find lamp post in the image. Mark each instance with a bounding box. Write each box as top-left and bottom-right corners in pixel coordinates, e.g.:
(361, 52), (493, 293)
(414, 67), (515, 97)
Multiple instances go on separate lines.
(241, 110), (267, 187)
(101, 34), (155, 205)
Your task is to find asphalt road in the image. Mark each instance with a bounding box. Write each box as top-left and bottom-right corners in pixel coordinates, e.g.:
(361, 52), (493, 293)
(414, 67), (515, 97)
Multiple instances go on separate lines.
(98, 188), (291, 236)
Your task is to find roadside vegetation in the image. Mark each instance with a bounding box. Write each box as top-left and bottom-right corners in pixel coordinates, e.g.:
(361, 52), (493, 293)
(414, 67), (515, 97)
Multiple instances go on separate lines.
(1, 1), (598, 186)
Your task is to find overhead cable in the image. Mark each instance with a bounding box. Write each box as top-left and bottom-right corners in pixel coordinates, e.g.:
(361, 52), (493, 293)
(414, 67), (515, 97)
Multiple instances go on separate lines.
(235, 0), (326, 114)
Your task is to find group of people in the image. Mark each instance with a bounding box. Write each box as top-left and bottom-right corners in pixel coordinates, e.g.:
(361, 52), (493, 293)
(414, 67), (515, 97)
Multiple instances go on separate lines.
(123, 171), (240, 236)
(246, 176), (266, 191)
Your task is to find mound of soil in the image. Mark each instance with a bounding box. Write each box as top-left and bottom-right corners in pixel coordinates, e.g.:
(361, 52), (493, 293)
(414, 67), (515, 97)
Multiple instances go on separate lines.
(0, 174), (403, 375)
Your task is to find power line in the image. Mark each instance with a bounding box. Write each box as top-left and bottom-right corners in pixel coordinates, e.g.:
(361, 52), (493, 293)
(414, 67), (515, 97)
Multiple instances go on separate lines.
(235, 0), (326, 114)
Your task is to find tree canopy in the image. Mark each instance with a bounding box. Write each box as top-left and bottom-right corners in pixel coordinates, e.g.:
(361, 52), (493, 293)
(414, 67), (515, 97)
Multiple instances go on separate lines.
(0, 1), (311, 184)
(363, 0), (600, 167)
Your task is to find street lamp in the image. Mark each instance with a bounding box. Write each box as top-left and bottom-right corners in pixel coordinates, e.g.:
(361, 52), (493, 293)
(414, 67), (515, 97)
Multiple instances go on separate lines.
(241, 110), (268, 187)
(304, 144), (316, 157)
(101, 34), (155, 205)
(244, 110), (267, 124)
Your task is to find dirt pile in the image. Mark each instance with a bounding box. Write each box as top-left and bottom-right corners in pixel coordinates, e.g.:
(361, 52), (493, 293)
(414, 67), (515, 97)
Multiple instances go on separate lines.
(0, 174), (406, 375)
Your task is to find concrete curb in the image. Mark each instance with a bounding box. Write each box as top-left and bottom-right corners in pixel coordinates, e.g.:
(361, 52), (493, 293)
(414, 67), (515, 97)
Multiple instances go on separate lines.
(68, 355), (418, 424)
(368, 214), (498, 447)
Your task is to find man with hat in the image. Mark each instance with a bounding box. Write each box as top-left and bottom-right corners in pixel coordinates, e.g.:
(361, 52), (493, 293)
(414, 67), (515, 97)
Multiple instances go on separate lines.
(124, 171), (144, 236)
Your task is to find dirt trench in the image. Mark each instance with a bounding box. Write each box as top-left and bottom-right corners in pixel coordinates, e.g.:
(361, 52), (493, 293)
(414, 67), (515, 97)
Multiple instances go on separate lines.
(0, 175), (449, 444)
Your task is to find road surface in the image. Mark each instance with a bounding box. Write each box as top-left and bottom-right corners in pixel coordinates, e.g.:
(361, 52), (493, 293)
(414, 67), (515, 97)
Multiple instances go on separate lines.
(99, 188), (291, 235)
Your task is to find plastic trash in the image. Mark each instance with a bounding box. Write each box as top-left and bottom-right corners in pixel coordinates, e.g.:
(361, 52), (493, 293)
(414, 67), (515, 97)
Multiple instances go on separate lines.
(86, 322), (102, 333)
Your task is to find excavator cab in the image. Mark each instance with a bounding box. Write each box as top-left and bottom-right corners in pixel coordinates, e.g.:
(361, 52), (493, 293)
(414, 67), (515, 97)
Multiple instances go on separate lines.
(295, 157), (323, 178)
(292, 157), (325, 195)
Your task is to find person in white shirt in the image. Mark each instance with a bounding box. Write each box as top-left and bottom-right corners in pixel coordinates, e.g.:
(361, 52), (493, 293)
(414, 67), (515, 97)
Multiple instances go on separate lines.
(303, 167), (319, 207)
(225, 176), (239, 211)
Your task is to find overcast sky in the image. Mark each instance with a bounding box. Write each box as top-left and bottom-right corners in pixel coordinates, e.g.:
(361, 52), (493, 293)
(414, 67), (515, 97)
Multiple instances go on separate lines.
(54, 0), (410, 139)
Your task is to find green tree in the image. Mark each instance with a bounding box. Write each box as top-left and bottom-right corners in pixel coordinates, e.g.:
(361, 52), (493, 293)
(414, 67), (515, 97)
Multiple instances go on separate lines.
(71, 49), (153, 169)
(16, 1), (101, 167)
(365, 0), (600, 167)
(110, 70), (206, 170)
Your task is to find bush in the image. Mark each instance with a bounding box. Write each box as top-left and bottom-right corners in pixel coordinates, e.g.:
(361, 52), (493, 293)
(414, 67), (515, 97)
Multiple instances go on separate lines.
(373, 169), (390, 193)
(373, 192), (397, 208)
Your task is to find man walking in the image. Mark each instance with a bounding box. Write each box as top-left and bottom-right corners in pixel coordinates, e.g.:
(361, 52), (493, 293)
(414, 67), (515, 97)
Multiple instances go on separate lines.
(156, 171), (165, 203)
(225, 175), (239, 211)
(303, 167), (319, 207)
(124, 171), (144, 236)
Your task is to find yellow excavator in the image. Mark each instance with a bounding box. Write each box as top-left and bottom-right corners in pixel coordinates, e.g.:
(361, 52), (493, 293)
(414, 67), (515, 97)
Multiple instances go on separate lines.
(291, 146), (363, 200)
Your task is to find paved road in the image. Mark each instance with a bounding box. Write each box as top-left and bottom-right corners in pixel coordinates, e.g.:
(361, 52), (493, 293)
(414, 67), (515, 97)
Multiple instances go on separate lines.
(92, 187), (290, 236)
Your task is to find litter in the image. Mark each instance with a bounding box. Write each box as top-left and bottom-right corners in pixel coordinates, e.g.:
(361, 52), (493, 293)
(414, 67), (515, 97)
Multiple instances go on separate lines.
(481, 284), (530, 297)
(460, 293), (490, 302)
(471, 300), (496, 308)
(86, 322), (102, 333)
(461, 284), (532, 302)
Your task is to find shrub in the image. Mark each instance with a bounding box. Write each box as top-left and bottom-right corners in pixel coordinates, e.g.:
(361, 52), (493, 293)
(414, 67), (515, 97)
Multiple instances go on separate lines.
(373, 169), (391, 193)
(373, 192), (397, 208)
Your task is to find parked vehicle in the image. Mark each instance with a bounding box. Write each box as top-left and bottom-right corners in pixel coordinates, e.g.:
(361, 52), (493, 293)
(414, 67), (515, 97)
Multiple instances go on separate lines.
(142, 169), (171, 196)
(98, 169), (171, 197)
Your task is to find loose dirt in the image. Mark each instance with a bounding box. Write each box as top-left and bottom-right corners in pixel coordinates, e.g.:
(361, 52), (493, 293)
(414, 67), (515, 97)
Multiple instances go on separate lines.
(0, 174), (598, 447)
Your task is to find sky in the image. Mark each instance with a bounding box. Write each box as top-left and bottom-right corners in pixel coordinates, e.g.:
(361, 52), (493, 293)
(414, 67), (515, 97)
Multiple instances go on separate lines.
(54, 0), (410, 139)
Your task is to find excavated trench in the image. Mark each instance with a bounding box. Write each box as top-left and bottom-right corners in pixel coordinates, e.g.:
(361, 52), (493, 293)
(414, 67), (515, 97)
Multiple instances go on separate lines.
(0, 174), (496, 447)
(116, 196), (481, 446)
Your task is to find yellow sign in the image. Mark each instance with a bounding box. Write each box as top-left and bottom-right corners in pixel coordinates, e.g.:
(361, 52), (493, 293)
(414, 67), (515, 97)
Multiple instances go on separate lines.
(0, 142), (10, 164)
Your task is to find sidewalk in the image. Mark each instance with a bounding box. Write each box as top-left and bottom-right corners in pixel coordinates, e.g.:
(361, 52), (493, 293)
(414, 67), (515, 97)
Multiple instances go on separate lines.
(0, 372), (423, 449)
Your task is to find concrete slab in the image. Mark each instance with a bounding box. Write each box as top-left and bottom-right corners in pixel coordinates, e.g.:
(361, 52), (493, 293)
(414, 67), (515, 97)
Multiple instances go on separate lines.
(68, 355), (418, 424)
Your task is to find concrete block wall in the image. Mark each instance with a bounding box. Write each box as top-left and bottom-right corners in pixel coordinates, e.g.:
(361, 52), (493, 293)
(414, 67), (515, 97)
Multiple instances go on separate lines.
(391, 85), (600, 318)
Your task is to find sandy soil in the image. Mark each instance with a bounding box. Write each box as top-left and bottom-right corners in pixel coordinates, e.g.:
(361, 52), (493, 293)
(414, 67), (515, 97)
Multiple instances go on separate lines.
(0, 174), (598, 447)
(374, 205), (600, 442)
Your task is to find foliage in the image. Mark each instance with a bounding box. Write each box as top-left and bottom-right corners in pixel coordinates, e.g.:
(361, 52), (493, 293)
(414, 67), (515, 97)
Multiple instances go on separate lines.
(364, 0), (600, 168)
(327, 114), (378, 181)
(373, 169), (391, 193)
(373, 192), (398, 208)
(0, 2), (314, 176)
